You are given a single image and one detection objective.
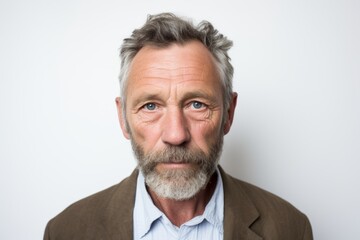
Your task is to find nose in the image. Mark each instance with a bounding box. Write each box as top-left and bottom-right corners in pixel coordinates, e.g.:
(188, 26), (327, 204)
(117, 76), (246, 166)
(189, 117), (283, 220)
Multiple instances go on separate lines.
(161, 108), (190, 146)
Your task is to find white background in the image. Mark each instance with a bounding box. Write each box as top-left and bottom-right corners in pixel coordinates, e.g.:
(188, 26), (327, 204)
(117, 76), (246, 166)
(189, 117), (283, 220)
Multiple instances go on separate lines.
(1, 0), (359, 239)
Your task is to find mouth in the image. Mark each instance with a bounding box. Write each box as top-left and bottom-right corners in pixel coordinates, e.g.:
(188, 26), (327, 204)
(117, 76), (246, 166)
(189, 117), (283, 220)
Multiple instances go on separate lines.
(156, 162), (194, 170)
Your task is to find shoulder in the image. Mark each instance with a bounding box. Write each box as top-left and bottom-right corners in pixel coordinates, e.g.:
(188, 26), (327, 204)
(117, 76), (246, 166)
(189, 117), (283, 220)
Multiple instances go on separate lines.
(44, 169), (138, 240)
(227, 172), (300, 212)
(220, 167), (313, 239)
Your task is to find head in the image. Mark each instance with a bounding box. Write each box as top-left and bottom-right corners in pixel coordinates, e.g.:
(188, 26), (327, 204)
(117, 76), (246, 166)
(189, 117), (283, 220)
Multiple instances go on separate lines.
(116, 13), (237, 200)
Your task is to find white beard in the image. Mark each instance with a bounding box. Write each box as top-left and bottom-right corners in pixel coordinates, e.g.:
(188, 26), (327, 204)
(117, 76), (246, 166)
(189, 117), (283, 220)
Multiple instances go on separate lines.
(144, 167), (209, 201)
(131, 133), (223, 201)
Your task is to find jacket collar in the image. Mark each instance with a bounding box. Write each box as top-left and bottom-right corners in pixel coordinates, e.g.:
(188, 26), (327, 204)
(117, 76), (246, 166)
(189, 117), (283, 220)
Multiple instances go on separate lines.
(101, 169), (138, 240)
(219, 166), (263, 240)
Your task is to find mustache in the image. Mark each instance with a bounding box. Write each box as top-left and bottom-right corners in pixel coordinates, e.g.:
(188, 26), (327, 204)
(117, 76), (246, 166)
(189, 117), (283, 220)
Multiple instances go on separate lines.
(140, 146), (208, 165)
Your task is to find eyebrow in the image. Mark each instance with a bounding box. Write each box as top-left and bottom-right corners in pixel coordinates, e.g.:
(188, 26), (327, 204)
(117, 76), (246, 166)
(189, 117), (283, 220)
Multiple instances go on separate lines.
(180, 91), (218, 103)
(131, 93), (162, 108)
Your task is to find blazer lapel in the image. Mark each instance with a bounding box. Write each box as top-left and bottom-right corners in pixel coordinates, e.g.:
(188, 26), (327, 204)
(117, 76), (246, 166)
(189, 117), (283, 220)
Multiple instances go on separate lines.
(220, 166), (263, 240)
(101, 169), (139, 240)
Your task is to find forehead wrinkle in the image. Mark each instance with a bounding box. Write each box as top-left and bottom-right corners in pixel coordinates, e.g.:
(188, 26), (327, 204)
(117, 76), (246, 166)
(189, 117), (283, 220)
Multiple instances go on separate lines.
(169, 65), (207, 85)
(130, 67), (207, 89)
(139, 66), (205, 77)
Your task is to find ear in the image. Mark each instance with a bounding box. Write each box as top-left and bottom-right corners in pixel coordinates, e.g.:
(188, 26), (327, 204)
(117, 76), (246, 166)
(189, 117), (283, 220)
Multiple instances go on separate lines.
(223, 92), (238, 135)
(115, 97), (130, 139)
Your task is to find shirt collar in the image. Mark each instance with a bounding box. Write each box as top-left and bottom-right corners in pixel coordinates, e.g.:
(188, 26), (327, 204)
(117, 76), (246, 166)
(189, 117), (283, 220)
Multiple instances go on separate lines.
(202, 168), (224, 233)
(181, 167), (223, 233)
(134, 171), (163, 238)
(134, 167), (224, 238)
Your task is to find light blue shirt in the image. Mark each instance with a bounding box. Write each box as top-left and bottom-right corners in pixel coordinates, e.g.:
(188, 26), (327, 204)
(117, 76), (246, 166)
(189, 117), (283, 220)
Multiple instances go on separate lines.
(133, 168), (224, 240)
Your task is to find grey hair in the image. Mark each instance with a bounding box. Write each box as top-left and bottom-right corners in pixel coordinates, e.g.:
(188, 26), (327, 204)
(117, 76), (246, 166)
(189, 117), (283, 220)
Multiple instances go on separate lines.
(119, 13), (233, 113)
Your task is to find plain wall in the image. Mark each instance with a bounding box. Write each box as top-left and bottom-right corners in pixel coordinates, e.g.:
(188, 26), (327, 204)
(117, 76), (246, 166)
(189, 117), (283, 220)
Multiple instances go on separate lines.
(1, 0), (359, 239)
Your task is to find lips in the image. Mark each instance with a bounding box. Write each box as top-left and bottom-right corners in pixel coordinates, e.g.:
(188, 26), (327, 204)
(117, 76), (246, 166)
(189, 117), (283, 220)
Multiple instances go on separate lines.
(157, 162), (194, 169)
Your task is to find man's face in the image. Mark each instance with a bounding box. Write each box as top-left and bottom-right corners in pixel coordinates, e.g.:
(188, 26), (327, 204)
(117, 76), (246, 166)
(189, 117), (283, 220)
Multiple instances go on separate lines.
(116, 41), (236, 200)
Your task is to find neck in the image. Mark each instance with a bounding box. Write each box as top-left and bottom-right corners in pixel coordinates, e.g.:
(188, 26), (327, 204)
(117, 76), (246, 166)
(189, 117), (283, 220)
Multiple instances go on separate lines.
(147, 173), (217, 227)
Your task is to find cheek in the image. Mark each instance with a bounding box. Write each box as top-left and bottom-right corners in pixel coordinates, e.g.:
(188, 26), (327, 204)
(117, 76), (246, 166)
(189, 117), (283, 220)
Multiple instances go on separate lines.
(189, 119), (222, 151)
(128, 118), (162, 149)
(193, 109), (223, 134)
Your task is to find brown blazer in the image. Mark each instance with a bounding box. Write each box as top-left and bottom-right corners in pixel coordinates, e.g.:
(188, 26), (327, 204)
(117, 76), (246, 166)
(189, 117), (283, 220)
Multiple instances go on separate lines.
(44, 167), (313, 239)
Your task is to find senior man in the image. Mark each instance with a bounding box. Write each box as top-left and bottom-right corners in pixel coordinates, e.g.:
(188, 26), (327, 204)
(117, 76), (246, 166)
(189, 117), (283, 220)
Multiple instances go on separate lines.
(44, 13), (313, 239)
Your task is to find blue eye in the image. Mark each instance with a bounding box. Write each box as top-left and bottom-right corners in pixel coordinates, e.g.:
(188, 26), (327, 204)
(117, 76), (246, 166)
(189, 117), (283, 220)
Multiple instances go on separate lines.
(191, 101), (204, 109)
(144, 103), (156, 111)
